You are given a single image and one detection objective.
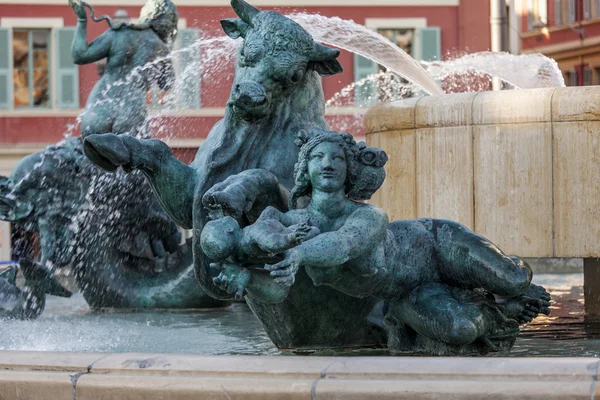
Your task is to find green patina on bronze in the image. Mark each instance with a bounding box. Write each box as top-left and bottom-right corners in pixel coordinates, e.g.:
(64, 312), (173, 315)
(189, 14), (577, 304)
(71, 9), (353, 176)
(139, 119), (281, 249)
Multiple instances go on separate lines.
(54, 0), (549, 354)
(0, 138), (225, 316)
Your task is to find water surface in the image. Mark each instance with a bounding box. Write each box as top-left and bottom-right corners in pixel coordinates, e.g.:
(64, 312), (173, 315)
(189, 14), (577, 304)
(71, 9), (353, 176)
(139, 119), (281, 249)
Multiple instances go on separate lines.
(0, 273), (596, 357)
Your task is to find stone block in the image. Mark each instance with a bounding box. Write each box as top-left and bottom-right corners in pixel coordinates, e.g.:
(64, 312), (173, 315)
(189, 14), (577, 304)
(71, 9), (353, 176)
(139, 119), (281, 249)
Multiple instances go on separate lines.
(473, 123), (553, 257)
(553, 121), (600, 257)
(552, 86), (600, 122)
(365, 96), (423, 134)
(416, 126), (474, 229)
(76, 374), (314, 400)
(367, 130), (417, 220)
(472, 88), (555, 125)
(415, 92), (477, 128)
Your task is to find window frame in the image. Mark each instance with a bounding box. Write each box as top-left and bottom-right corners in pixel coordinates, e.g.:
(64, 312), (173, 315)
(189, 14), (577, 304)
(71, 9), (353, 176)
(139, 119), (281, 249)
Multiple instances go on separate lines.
(145, 18), (204, 111)
(0, 18), (64, 111)
(12, 28), (52, 109)
(583, 66), (593, 85)
(583, 0), (592, 19)
(566, 0), (577, 23)
(567, 69), (579, 86)
(356, 18), (430, 106)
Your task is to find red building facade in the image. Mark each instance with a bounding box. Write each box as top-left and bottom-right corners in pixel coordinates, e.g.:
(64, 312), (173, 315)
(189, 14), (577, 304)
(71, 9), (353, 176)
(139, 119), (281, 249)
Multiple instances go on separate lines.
(0, 0), (492, 173)
(521, 0), (600, 86)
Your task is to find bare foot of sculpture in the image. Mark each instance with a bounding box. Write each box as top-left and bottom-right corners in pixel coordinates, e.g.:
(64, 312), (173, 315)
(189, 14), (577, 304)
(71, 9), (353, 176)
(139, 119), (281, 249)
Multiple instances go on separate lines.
(503, 283), (552, 323)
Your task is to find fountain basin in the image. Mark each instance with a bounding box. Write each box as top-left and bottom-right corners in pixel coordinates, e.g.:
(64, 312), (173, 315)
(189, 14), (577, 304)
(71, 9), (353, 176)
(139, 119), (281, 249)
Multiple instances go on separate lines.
(365, 86), (600, 322)
(0, 350), (598, 399)
(365, 86), (600, 257)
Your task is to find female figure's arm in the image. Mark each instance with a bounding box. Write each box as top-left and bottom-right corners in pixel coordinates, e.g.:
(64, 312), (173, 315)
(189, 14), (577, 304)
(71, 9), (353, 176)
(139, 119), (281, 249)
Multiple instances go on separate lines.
(266, 206), (389, 286)
(70, 1), (112, 65)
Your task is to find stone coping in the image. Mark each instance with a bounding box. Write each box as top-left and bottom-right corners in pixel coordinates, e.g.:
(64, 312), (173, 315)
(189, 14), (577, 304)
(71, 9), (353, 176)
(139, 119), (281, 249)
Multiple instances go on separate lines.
(365, 86), (600, 133)
(0, 351), (598, 399)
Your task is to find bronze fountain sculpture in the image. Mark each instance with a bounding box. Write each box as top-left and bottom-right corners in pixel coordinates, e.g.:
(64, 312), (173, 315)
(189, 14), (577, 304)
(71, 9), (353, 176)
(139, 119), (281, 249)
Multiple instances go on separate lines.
(82, 0), (551, 354)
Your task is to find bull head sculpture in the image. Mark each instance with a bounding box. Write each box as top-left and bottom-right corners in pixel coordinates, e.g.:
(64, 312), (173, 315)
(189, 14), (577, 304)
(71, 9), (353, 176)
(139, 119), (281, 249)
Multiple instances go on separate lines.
(220, 0), (343, 122)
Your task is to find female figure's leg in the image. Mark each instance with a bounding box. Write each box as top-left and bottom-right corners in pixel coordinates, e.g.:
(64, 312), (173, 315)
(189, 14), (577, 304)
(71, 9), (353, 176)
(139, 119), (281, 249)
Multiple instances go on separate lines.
(426, 219), (531, 296)
(387, 282), (519, 353)
(421, 219), (550, 321)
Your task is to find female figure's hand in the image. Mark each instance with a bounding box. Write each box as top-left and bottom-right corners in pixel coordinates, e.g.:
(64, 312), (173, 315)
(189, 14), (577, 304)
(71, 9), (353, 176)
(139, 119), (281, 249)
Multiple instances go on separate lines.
(69, 0), (88, 20)
(265, 249), (302, 287)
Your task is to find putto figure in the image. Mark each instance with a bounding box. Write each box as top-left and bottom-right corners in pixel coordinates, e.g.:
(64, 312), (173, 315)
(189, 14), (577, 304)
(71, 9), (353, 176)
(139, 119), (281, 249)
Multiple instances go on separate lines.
(68, 0), (177, 168)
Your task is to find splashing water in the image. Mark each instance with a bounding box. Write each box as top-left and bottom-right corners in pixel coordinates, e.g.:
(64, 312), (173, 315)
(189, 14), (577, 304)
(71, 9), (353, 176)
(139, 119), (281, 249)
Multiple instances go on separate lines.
(291, 13), (444, 96)
(423, 51), (565, 90)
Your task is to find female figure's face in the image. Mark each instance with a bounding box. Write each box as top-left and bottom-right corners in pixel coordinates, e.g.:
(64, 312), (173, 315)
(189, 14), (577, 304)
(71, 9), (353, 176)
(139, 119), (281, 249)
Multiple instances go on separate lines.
(307, 142), (347, 193)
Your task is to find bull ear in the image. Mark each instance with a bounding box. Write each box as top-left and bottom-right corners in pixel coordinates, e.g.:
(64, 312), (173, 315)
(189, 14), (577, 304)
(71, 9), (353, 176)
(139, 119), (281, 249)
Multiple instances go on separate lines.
(310, 59), (343, 76)
(310, 43), (343, 76)
(220, 18), (250, 39)
(231, 0), (260, 27)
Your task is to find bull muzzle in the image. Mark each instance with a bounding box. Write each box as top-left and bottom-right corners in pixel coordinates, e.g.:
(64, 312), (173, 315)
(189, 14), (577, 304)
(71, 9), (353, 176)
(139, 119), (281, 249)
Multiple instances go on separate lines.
(229, 82), (270, 121)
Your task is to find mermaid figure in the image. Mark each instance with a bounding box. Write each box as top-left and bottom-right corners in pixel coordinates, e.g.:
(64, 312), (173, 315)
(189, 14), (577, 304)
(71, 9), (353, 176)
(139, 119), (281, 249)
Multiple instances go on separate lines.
(208, 128), (551, 354)
(68, 0), (178, 169)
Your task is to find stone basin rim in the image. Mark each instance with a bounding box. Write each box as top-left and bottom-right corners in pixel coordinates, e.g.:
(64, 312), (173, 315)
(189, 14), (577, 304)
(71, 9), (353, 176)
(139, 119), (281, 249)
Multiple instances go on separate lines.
(0, 351), (599, 399)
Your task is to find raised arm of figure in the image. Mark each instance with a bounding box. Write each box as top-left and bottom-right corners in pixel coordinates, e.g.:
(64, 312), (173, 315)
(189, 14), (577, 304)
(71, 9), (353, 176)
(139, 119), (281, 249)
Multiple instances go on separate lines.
(72, 24), (113, 65)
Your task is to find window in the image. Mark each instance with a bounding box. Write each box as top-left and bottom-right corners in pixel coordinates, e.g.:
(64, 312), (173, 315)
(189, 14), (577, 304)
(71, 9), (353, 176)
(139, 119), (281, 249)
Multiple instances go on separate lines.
(596, 0), (600, 17)
(528, 0), (547, 31)
(12, 29), (50, 108)
(378, 28), (415, 58)
(584, 0), (592, 19)
(147, 27), (201, 110)
(0, 19), (78, 110)
(354, 19), (440, 106)
(567, 0), (577, 23)
(555, 0), (563, 25)
(583, 67), (593, 85)
(567, 69), (579, 86)
(373, 29), (415, 103)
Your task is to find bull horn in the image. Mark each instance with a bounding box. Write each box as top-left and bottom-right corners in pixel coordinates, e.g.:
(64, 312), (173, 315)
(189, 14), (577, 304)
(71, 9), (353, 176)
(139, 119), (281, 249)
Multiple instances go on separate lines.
(311, 42), (340, 61)
(231, 0), (260, 27)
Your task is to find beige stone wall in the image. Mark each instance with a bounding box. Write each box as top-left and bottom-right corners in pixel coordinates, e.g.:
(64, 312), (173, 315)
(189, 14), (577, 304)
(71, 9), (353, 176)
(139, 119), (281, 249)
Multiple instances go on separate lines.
(366, 86), (600, 258)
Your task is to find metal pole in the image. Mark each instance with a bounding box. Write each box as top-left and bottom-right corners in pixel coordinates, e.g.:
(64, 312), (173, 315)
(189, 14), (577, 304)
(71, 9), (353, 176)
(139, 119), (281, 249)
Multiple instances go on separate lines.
(490, 0), (508, 89)
(490, 0), (508, 52)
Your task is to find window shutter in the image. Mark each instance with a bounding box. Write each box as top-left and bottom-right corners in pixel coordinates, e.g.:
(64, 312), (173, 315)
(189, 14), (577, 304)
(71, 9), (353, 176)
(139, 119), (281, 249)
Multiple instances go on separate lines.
(568, 70), (578, 86)
(584, 67), (593, 85)
(527, 0), (534, 30)
(567, 0), (576, 23)
(0, 28), (10, 109)
(555, 0), (563, 25)
(353, 54), (377, 107)
(584, 0), (592, 19)
(539, 0), (548, 24)
(178, 28), (201, 109)
(55, 27), (79, 109)
(416, 27), (441, 62)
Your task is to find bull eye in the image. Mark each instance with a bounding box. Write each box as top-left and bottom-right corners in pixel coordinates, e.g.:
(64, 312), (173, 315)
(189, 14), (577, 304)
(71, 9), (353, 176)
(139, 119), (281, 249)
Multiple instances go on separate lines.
(290, 69), (304, 83)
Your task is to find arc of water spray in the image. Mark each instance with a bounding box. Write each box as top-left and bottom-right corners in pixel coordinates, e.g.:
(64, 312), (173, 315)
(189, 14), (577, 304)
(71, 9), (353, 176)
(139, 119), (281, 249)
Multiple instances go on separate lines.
(291, 13), (444, 96)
